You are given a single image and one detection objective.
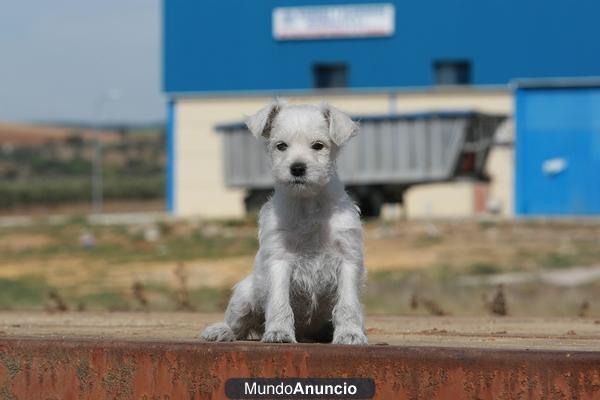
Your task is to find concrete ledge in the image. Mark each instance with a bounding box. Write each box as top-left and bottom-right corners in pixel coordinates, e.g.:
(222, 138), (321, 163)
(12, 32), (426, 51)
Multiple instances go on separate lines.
(1, 313), (600, 399)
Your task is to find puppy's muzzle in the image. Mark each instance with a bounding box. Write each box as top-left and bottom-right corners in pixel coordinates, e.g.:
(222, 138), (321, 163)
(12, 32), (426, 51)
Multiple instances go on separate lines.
(290, 162), (307, 177)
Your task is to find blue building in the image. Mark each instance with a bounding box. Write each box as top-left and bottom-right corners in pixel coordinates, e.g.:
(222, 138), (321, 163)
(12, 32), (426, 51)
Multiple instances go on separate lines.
(163, 1), (600, 218)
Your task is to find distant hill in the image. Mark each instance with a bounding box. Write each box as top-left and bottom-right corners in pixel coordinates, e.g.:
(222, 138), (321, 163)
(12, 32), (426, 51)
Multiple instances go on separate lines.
(0, 122), (122, 146)
(0, 121), (166, 210)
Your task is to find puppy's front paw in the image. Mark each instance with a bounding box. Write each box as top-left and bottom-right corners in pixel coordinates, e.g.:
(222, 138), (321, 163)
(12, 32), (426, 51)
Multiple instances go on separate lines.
(333, 329), (368, 345)
(200, 322), (235, 342)
(262, 330), (296, 343)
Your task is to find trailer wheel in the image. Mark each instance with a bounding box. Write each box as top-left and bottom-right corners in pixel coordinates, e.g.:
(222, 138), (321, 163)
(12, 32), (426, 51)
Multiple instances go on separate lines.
(244, 190), (270, 214)
(359, 191), (384, 218)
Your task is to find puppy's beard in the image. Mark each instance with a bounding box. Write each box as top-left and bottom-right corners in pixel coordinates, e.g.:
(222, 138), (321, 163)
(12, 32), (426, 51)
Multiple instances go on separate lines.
(288, 180), (315, 196)
(289, 178), (307, 186)
(275, 178), (322, 197)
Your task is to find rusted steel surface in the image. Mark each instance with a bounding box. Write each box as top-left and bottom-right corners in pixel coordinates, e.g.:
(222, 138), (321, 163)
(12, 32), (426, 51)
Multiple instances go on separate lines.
(1, 337), (599, 400)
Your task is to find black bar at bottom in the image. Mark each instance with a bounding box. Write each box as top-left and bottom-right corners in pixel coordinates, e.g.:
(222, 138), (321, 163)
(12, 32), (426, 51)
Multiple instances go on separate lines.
(225, 378), (375, 399)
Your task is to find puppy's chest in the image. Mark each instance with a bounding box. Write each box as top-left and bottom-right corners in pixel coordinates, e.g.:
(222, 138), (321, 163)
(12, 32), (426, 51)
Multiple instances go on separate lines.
(281, 217), (341, 293)
(281, 214), (335, 253)
(290, 252), (340, 302)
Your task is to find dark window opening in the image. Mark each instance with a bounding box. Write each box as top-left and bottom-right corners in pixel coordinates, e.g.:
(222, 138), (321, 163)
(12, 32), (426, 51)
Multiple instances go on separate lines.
(433, 60), (471, 85)
(313, 63), (348, 89)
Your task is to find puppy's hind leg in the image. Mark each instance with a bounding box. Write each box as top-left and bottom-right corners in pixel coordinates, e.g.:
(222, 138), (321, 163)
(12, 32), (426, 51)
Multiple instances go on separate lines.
(200, 276), (256, 342)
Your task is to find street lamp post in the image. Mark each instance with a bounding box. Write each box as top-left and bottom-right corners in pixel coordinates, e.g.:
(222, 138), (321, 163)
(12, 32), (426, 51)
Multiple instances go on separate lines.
(92, 89), (120, 215)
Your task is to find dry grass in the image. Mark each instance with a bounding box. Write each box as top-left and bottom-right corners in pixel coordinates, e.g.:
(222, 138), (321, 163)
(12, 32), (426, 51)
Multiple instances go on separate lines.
(0, 217), (599, 316)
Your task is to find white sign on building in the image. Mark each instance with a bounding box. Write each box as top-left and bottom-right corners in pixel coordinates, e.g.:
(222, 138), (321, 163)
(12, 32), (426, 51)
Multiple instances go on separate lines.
(273, 3), (395, 40)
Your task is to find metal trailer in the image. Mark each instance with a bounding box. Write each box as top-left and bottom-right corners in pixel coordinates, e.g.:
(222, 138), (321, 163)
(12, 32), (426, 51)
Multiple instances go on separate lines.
(216, 111), (506, 216)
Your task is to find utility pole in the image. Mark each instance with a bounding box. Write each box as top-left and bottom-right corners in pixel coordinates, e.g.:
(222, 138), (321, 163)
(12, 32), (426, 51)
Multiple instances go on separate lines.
(92, 89), (121, 215)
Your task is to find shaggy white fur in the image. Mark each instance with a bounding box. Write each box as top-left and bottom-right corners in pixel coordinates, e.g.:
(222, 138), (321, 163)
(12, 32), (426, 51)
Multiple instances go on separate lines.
(201, 99), (367, 345)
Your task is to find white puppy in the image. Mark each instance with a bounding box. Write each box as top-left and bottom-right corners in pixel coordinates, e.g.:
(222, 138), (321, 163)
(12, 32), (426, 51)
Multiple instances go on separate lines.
(201, 100), (367, 345)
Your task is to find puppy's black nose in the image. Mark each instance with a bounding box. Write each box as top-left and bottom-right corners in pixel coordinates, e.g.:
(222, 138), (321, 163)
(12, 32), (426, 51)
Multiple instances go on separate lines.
(290, 162), (307, 177)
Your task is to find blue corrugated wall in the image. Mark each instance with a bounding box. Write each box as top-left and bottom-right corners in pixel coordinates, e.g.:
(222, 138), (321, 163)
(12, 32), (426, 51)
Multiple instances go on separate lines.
(164, 0), (600, 93)
(515, 85), (600, 216)
(166, 99), (176, 214)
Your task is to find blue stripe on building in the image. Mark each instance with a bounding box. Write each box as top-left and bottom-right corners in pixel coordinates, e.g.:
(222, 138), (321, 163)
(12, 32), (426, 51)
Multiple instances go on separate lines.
(166, 98), (176, 214)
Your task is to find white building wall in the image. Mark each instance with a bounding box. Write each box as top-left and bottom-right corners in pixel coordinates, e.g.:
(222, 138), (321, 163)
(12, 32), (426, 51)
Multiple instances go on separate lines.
(172, 88), (513, 219)
(486, 145), (514, 217)
(404, 181), (477, 218)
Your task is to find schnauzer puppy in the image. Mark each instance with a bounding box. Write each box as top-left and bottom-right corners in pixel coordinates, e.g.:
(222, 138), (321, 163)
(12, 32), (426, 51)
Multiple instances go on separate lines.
(201, 99), (367, 345)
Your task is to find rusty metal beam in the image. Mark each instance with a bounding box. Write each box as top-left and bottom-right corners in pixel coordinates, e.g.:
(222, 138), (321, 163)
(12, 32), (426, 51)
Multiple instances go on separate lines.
(1, 337), (599, 400)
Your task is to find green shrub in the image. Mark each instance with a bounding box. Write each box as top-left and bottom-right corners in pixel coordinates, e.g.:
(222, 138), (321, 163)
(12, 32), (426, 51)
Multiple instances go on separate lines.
(0, 175), (165, 208)
(467, 262), (501, 275)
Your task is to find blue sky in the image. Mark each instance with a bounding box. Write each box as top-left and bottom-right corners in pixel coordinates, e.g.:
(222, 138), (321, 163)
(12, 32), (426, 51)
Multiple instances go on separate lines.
(0, 0), (164, 124)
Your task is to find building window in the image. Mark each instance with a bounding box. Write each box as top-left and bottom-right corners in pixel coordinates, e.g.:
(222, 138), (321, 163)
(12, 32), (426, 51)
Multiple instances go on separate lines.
(433, 60), (471, 85)
(313, 63), (348, 89)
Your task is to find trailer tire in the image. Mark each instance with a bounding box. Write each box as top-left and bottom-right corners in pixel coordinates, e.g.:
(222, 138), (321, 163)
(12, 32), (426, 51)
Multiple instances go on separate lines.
(359, 190), (384, 218)
(244, 190), (270, 214)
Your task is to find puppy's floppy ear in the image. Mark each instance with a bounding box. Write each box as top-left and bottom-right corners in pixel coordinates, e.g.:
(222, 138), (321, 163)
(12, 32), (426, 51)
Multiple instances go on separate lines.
(245, 98), (287, 139)
(321, 102), (358, 146)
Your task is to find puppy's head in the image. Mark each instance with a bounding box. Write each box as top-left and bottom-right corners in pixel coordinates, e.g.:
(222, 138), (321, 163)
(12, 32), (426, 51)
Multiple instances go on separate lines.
(246, 99), (358, 197)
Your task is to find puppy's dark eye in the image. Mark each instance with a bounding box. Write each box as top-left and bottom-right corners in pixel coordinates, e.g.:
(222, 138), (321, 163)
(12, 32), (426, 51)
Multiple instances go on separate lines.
(311, 142), (325, 151)
(276, 142), (288, 151)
